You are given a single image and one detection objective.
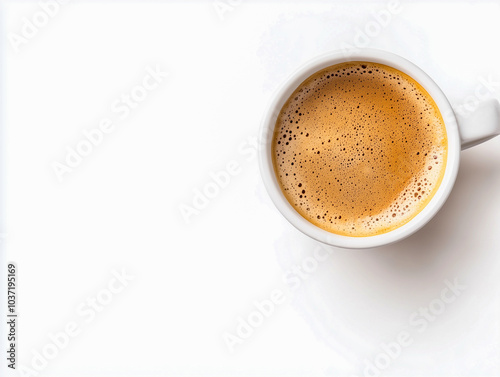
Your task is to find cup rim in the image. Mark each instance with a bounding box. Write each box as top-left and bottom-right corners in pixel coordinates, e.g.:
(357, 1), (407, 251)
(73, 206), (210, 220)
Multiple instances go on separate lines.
(258, 48), (461, 249)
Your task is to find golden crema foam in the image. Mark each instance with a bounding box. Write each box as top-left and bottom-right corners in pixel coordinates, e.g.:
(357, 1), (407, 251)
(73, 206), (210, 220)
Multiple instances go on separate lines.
(272, 62), (447, 237)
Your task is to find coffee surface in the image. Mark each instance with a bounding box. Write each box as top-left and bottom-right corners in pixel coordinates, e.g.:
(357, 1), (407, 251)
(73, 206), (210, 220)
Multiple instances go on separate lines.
(272, 62), (447, 236)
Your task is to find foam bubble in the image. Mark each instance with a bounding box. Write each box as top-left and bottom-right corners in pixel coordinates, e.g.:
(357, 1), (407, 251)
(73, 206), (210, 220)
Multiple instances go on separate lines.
(272, 62), (448, 237)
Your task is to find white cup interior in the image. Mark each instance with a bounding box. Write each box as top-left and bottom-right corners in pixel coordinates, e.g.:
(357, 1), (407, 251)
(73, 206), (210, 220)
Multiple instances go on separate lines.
(259, 49), (461, 249)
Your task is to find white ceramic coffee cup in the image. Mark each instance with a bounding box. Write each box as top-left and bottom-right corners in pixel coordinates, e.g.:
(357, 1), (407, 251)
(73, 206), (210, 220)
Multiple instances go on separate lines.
(259, 49), (500, 249)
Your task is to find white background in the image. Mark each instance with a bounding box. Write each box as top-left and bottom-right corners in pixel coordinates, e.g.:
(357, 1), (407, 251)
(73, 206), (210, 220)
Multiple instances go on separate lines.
(2, 1), (500, 376)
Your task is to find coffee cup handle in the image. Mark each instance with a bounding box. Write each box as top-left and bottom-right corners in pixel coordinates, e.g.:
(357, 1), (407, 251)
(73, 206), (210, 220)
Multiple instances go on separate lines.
(455, 99), (500, 150)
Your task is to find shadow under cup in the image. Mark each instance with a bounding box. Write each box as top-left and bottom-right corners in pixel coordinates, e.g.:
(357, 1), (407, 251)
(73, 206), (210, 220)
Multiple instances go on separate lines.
(259, 49), (461, 249)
